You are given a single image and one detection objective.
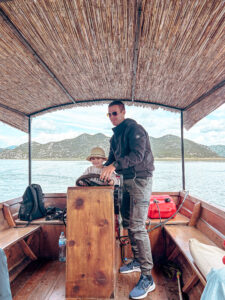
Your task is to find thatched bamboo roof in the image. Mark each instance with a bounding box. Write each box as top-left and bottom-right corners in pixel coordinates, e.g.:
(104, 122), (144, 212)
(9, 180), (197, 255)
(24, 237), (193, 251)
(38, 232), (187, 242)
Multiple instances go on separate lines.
(0, 0), (224, 133)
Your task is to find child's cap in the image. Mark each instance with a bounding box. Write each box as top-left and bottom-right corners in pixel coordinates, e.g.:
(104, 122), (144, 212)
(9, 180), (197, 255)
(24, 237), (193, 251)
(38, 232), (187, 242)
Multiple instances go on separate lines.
(86, 147), (107, 161)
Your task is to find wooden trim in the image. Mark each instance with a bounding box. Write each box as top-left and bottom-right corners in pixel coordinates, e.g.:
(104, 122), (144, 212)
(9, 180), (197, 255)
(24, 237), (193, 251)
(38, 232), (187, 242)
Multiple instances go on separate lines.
(196, 219), (225, 248)
(4, 197), (22, 206)
(19, 240), (37, 261)
(29, 99), (181, 117)
(168, 247), (180, 261)
(153, 192), (180, 196)
(43, 193), (67, 198)
(200, 208), (225, 235)
(3, 203), (16, 227)
(26, 234), (35, 246)
(182, 274), (199, 293)
(189, 202), (201, 226)
(9, 257), (31, 283)
(179, 206), (192, 219)
(179, 191), (225, 215)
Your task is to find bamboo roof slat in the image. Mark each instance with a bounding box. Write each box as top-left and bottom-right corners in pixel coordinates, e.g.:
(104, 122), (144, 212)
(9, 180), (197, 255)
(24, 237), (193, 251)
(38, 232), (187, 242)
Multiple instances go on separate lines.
(135, 0), (225, 108)
(0, 0), (224, 132)
(184, 85), (225, 129)
(0, 105), (28, 132)
(1, 0), (135, 100)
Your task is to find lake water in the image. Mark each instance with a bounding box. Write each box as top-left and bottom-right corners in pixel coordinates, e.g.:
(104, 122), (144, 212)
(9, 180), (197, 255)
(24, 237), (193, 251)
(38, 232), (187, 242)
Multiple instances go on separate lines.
(0, 160), (224, 208)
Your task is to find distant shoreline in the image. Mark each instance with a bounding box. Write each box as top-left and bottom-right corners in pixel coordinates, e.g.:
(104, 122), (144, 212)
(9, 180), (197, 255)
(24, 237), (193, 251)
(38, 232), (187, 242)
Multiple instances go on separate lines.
(1, 157), (225, 161)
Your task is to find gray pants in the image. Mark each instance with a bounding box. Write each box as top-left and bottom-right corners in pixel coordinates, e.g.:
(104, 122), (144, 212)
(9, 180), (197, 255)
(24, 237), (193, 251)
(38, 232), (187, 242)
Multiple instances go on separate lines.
(0, 248), (12, 300)
(120, 177), (153, 276)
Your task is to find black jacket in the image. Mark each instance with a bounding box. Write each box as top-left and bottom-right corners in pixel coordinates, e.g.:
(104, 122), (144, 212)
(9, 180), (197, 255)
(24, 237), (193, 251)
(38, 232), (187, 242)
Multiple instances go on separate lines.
(105, 118), (154, 179)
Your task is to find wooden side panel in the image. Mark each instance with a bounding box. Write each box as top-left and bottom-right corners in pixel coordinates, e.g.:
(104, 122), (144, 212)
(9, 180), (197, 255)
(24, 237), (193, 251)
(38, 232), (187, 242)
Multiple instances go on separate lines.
(200, 207), (225, 236)
(196, 219), (225, 248)
(5, 243), (26, 271)
(39, 224), (66, 259)
(4, 194), (67, 221)
(43, 193), (67, 210)
(149, 227), (165, 262)
(179, 206), (192, 219)
(66, 187), (115, 299)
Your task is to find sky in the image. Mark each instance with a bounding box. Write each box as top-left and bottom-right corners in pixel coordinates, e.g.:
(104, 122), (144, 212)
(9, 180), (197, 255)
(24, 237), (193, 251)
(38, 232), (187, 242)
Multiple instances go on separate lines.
(0, 103), (224, 148)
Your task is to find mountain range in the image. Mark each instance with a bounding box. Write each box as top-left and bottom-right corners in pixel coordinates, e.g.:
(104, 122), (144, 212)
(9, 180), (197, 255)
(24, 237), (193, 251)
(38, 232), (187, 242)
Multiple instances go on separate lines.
(0, 133), (224, 160)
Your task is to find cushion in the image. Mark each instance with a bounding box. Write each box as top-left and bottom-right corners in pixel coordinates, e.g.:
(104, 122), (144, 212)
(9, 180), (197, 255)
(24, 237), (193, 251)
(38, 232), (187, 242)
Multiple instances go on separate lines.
(189, 238), (225, 278)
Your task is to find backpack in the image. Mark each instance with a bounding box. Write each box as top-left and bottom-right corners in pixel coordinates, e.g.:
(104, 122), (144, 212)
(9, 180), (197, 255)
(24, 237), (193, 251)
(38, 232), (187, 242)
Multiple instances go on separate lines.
(18, 184), (46, 221)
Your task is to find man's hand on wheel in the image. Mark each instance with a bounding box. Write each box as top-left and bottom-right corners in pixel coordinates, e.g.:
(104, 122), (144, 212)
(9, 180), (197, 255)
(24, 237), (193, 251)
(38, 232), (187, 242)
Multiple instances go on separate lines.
(100, 164), (116, 182)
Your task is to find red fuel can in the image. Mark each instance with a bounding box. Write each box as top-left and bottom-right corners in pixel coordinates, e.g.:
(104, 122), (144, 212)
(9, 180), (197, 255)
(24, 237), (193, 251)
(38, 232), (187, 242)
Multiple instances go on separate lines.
(148, 195), (177, 219)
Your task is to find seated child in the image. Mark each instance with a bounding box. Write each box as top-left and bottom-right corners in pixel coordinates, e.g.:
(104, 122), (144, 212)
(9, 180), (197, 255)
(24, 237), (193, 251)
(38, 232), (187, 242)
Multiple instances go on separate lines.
(82, 147), (119, 185)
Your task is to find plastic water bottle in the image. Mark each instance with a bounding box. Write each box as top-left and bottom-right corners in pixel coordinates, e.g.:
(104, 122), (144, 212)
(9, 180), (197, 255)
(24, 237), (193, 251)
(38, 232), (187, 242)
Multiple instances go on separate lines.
(58, 232), (66, 262)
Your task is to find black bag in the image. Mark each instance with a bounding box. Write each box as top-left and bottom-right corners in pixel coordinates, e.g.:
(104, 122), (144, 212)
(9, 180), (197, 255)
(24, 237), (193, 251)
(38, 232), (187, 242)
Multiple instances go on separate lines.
(45, 206), (67, 226)
(18, 184), (46, 221)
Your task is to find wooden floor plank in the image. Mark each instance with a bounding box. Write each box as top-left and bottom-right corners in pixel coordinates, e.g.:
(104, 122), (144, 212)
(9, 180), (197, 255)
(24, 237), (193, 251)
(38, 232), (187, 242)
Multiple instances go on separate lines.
(44, 262), (66, 300)
(13, 260), (53, 300)
(46, 267), (66, 300)
(11, 259), (43, 296)
(25, 261), (65, 300)
(12, 260), (179, 300)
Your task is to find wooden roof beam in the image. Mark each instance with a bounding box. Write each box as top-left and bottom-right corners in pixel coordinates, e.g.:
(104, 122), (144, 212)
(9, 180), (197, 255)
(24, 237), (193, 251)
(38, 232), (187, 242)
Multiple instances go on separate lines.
(183, 80), (225, 111)
(29, 99), (181, 117)
(0, 103), (27, 117)
(0, 8), (76, 105)
(131, 0), (142, 101)
(0, 103), (29, 132)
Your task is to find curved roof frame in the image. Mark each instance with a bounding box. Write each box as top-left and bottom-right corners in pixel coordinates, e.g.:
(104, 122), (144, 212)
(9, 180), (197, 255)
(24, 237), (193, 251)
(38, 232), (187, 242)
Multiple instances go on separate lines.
(0, 0), (224, 133)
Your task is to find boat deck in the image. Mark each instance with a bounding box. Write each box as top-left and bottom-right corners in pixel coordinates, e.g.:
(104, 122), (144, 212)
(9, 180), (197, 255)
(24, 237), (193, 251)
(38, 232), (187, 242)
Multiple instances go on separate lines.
(11, 259), (179, 300)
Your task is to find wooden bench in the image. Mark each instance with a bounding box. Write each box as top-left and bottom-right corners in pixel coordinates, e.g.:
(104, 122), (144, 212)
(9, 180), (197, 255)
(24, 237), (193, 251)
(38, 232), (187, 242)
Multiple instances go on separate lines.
(0, 202), (40, 281)
(165, 225), (214, 289)
(4, 194), (67, 260)
(165, 194), (225, 294)
(0, 202), (40, 250)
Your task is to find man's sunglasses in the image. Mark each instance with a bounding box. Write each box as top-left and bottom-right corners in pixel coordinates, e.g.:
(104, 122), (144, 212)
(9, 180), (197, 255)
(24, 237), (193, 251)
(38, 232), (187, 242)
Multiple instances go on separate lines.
(107, 112), (118, 117)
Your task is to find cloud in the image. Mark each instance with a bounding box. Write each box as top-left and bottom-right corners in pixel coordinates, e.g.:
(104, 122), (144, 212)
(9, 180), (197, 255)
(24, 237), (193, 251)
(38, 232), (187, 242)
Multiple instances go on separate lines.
(184, 104), (225, 145)
(32, 118), (56, 131)
(33, 131), (81, 144)
(0, 133), (28, 147)
(0, 103), (224, 148)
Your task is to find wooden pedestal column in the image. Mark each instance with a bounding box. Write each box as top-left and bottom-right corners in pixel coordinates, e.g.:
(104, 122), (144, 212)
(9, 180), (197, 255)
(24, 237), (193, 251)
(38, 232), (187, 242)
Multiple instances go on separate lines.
(66, 186), (115, 299)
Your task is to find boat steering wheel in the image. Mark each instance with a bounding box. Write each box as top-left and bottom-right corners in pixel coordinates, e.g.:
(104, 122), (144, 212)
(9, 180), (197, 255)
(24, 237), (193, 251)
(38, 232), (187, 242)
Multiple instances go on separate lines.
(76, 173), (111, 186)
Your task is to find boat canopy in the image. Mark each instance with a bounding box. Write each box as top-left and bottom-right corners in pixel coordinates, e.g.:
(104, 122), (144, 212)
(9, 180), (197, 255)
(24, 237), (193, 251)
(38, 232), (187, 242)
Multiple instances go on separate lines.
(0, 0), (224, 133)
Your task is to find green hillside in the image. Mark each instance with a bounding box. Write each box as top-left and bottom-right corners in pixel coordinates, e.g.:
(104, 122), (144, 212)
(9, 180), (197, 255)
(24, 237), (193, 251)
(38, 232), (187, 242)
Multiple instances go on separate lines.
(0, 134), (222, 160)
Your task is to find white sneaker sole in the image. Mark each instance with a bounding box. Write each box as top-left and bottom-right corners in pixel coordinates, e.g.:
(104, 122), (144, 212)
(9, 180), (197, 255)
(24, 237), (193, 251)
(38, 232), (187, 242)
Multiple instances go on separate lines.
(130, 282), (156, 299)
(120, 267), (141, 274)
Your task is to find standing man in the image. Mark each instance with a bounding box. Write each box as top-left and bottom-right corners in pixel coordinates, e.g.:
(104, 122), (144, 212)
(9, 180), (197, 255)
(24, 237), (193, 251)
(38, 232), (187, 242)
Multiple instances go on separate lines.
(100, 101), (155, 299)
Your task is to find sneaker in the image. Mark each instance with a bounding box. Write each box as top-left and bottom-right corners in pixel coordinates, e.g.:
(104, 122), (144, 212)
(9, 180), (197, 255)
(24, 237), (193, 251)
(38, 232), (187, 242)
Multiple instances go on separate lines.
(119, 260), (141, 274)
(129, 274), (155, 299)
